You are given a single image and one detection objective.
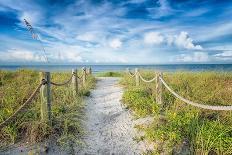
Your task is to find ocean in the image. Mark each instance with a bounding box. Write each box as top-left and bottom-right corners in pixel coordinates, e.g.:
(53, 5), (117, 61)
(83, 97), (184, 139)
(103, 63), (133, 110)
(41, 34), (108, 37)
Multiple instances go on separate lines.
(0, 64), (232, 73)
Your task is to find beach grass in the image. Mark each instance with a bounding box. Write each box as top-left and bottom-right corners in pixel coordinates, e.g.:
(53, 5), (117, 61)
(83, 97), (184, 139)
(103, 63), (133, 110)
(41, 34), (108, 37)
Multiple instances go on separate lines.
(96, 71), (123, 77)
(0, 69), (96, 150)
(120, 70), (232, 154)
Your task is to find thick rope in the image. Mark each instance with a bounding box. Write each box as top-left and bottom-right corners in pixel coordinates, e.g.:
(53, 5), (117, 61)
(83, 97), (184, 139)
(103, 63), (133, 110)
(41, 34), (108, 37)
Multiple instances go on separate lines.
(50, 74), (73, 86)
(128, 71), (136, 77)
(77, 75), (82, 79)
(0, 81), (44, 128)
(159, 77), (232, 111)
(77, 72), (84, 79)
(137, 72), (156, 83)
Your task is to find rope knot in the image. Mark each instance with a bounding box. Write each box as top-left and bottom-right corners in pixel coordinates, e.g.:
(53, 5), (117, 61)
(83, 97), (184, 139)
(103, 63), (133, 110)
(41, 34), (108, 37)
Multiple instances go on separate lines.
(41, 79), (47, 85)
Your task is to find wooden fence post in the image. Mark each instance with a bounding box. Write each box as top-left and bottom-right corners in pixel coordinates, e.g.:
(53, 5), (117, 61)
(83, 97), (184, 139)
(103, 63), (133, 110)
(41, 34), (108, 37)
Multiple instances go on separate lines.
(86, 67), (91, 75)
(0, 76), (3, 86)
(82, 67), (86, 86)
(135, 68), (140, 86)
(40, 72), (47, 122)
(89, 67), (92, 75)
(72, 69), (78, 96)
(40, 72), (52, 125)
(126, 68), (129, 73)
(46, 72), (52, 125)
(156, 72), (163, 105)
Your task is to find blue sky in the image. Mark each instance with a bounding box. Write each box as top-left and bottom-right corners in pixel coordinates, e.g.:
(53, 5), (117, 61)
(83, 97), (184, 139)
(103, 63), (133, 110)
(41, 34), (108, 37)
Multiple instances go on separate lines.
(0, 0), (231, 64)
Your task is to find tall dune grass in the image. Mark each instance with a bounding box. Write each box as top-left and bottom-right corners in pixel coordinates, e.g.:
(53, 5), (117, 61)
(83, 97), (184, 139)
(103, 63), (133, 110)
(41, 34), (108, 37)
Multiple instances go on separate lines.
(0, 69), (96, 150)
(121, 70), (232, 154)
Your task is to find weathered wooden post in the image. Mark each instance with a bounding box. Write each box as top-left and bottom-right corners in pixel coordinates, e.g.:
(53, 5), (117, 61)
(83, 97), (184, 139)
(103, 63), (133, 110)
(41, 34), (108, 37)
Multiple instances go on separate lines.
(86, 67), (91, 75)
(89, 67), (92, 75)
(0, 76), (3, 86)
(72, 69), (78, 96)
(126, 68), (129, 73)
(40, 72), (47, 122)
(82, 67), (86, 86)
(156, 72), (163, 105)
(135, 68), (140, 86)
(40, 72), (52, 125)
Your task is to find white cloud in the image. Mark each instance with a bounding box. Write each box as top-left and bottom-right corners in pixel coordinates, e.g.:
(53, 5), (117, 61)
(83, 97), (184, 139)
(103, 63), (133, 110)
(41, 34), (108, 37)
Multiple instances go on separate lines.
(109, 38), (122, 49)
(0, 0), (44, 26)
(157, 0), (172, 16)
(147, 0), (174, 18)
(196, 22), (232, 42)
(0, 49), (45, 62)
(144, 32), (164, 45)
(173, 31), (202, 50)
(47, 44), (84, 62)
(214, 51), (232, 61)
(214, 51), (232, 57)
(76, 33), (96, 42)
(60, 51), (83, 62)
(144, 31), (202, 50)
(175, 52), (209, 62)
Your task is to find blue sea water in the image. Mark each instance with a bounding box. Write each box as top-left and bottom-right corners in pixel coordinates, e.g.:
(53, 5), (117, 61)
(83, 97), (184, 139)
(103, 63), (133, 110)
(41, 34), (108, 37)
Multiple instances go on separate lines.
(0, 64), (232, 73)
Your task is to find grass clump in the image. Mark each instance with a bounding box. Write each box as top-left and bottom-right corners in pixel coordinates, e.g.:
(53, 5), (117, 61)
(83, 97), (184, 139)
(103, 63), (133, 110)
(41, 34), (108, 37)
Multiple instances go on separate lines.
(96, 71), (123, 77)
(122, 87), (159, 117)
(0, 69), (96, 151)
(121, 70), (232, 154)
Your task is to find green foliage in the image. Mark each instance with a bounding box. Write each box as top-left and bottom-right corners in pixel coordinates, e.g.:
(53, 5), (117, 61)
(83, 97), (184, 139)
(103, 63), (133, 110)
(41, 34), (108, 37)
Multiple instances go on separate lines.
(0, 69), (96, 150)
(121, 70), (232, 154)
(122, 87), (159, 117)
(96, 71), (124, 77)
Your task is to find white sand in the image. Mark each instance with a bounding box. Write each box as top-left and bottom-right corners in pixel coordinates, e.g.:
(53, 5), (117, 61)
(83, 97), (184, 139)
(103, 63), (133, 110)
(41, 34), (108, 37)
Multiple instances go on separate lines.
(77, 77), (148, 155)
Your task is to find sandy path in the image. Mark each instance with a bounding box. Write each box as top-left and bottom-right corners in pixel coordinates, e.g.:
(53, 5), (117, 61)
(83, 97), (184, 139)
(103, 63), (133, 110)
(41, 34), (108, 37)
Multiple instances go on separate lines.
(1, 77), (151, 155)
(77, 77), (144, 155)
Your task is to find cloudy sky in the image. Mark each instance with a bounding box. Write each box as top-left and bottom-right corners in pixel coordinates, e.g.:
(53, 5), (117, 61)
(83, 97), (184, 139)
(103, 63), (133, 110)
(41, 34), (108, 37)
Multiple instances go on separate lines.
(0, 0), (231, 64)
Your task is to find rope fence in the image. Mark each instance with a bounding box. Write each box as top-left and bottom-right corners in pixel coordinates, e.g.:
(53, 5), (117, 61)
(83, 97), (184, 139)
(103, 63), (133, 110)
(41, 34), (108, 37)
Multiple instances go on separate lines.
(0, 81), (44, 128)
(126, 68), (136, 77)
(137, 71), (156, 83)
(0, 67), (92, 129)
(50, 74), (73, 86)
(127, 68), (232, 111)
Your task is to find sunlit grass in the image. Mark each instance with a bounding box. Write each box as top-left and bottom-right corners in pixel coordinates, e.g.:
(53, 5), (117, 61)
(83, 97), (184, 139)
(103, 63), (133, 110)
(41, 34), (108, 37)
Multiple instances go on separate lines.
(120, 70), (232, 154)
(0, 69), (96, 150)
(96, 71), (123, 77)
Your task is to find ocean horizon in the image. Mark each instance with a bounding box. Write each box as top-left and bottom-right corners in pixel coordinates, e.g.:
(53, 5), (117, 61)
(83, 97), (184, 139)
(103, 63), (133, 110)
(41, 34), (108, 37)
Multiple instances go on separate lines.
(0, 64), (232, 73)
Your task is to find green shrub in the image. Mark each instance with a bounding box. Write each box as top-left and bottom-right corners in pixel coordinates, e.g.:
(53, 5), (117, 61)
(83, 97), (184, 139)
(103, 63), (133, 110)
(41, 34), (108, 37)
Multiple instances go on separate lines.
(121, 70), (232, 154)
(122, 87), (159, 117)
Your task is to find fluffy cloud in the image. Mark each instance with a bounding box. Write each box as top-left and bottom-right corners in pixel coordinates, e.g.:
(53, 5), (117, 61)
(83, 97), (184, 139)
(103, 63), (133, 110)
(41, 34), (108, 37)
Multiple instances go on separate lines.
(144, 31), (202, 50)
(109, 38), (122, 49)
(171, 32), (202, 50)
(175, 52), (209, 62)
(144, 32), (164, 45)
(0, 0), (230, 64)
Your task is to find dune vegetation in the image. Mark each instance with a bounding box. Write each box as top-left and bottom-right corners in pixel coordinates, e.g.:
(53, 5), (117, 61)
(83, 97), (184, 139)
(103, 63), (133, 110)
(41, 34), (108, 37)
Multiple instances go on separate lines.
(121, 70), (232, 154)
(96, 71), (124, 77)
(0, 69), (96, 150)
